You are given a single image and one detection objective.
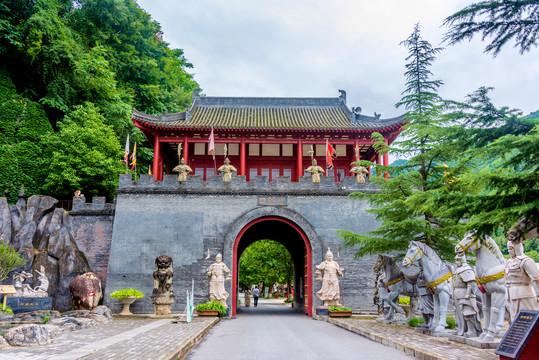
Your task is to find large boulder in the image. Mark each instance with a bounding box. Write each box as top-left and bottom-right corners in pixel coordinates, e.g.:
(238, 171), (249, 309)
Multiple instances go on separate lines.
(69, 272), (102, 310)
(12, 310), (60, 322)
(3, 324), (52, 346)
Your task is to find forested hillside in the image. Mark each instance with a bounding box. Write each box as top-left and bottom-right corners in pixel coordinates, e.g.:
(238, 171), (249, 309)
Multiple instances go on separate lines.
(0, 0), (198, 202)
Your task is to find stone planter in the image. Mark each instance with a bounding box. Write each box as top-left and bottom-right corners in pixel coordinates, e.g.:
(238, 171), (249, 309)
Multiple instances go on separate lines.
(399, 304), (410, 318)
(328, 310), (352, 318)
(118, 297), (137, 316)
(196, 309), (219, 317)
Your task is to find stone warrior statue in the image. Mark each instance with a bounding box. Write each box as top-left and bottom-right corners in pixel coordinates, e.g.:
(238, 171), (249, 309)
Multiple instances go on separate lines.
(151, 255), (175, 316)
(350, 164), (368, 184)
(207, 254), (231, 307)
(453, 253), (482, 337)
(305, 158), (325, 184)
(315, 248), (343, 307)
(505, 238), (539, 322)
(218, 158), (237, 182)
(416, 270), (434, 328)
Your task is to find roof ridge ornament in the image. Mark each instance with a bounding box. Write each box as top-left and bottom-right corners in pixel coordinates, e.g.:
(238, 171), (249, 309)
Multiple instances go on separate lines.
(338, 89), (346, 103)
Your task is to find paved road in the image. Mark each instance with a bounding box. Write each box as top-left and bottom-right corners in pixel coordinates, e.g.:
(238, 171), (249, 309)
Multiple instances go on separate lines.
(187, 300), (414, 360)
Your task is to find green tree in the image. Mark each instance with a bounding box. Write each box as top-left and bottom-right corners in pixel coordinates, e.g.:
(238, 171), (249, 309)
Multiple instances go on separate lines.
(339, 24), (467, 260)
(239, 240), (293, 295)
(0, 236), (25, 281)
(443, 1), (539, 56)
(42, 103), (124, 200)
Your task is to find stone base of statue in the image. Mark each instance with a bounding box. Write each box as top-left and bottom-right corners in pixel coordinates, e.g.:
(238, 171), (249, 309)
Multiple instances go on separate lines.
(415, 328), (454, 337)
(465, 337), (500, 349)
(376, 313), (407, 325)
(151, 295), (174, 316)
(448, 334), (467, 344)
(7, 297), (52, 314)
(316, 307), (330, 316)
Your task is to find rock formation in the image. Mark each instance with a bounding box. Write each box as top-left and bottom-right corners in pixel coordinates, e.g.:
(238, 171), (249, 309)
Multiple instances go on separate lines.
(0, 194), (91, 310)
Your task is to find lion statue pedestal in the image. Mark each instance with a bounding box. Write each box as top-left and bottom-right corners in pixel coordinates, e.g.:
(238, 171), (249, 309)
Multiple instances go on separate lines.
(150, 255), (175, 316)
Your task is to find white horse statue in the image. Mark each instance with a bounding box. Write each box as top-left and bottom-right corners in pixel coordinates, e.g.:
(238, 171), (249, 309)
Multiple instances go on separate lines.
(456, 232), (506, 341)
(373, 254), (418, 320)
(403, 241), (453, 332)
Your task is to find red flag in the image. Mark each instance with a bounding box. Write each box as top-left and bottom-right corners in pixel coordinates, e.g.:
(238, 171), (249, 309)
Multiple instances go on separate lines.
(208, 127), (215, 158)
(326, 140), (336, 169)
(130, 143), (137, 171)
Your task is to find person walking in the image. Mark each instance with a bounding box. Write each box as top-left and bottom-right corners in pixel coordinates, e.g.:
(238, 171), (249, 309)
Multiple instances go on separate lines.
(253, 285), (260, 307)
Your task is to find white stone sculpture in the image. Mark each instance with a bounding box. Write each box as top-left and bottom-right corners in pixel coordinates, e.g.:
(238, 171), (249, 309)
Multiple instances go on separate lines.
(207, 254), (231, 307)
(505, 239), (539, 322)
(315, 248), (343, 307)
(13, 266), (49, 297)
(453, 253), (482, 338)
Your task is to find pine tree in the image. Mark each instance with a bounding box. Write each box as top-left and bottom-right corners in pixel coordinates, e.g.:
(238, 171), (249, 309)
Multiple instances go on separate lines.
(443, 1), (539, 56)
(339, 24), (467, 260)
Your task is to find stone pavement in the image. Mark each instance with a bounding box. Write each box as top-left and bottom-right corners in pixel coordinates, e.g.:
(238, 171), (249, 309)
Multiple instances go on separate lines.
(326, 317), (498, 360)
(0, 317), (218, 360)
(0, 299), (503, 360)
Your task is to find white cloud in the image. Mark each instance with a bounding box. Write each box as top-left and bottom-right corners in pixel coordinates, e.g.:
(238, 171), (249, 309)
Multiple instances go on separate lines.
(138, 0), (538, 117)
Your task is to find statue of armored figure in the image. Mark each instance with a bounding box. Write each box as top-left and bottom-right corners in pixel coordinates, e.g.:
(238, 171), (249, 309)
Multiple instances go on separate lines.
(218, 158), (237, 182)
(207, 254), (231, 307)
(350, 164), (369, 184)
(315, 248), (343, 307)
(173, 158), (193, 182)
(416, 270), (434, 328)
(505, 239), (539, 322)
(453, 253), (482, 338)
(306, 158), (325, 184)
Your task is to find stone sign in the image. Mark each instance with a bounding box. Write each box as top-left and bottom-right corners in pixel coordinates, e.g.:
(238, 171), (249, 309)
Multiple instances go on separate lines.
(496, 310), (539, 359)
(257, 196), (287, 206)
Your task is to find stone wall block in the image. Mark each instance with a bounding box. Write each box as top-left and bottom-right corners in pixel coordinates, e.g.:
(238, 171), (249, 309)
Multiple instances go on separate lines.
(0, 198), (12, 244)
(163, 174), (178, 188)
(72, 196), (86, 211)
(91, 197), (106, 209)
(118, 174), (134, 188)
(138, 174), (154, 187)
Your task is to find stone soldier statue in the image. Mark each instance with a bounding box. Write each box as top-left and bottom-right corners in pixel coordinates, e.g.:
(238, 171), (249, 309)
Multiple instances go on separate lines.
(173, 157), (193, 182)
(218, 158), (237, 182)
(505, 239), (539, 322)
(453, 253), (482, 337)
(305, 158), (325, 184)
(350, 164), (369, 184)
(315, 248), (343, 307)
(416, 270), (434, 328)
(207, 254), (231, 307)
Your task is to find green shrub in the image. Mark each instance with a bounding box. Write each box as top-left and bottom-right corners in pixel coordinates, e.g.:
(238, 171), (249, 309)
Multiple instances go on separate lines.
(1, 305), (13, 315)
(398, 296), (410, 305)
(329, 306), (352, 311)
(407, 317), (424, 327)
(195, 300), (227, 316)
(284, 297), (294, 303)
(42, 315), (50, 323)
(446, 316), (455, 329)
(110, 288), (145, 300)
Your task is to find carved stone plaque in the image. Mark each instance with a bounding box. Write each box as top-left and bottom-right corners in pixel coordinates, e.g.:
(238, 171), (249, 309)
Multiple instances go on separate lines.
(257, 195), (288, 206)
(496, 310), (539, 359)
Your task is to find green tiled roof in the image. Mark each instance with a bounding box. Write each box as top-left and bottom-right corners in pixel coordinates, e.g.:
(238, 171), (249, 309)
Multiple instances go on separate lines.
(133, 96), (404, 132)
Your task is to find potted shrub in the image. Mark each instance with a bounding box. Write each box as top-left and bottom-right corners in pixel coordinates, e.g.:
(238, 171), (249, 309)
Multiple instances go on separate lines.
(195, 300), (227, 317)
(328, 306), (353, 318)
(110, 288), (145, 315)
(398, 296), (410, 317)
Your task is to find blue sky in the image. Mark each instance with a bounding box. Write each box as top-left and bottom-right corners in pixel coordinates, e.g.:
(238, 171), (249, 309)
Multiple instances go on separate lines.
(137, 0), (538, 118)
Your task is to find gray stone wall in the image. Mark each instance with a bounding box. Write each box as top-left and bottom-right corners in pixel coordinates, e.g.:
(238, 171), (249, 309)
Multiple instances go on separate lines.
(70, 196), (115, 293)
(104, 174), (381, 314)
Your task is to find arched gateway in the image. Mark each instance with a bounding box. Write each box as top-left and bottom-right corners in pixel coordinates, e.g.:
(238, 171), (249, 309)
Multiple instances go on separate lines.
(224, 207), (322, 317)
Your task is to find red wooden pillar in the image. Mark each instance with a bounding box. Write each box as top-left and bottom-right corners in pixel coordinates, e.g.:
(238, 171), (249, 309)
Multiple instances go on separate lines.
(153, 136), (160, 181)
(296, 138), (303, 181)
(240, 137), (246, 176)
(183, 135), (189, 164)
(383, 139), (389, 178)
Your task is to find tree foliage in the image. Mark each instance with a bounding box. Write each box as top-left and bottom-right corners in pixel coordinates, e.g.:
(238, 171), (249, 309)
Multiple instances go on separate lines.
(0, 0), (199, 201)
(239, 240), (293, 292)
(42, 103), (124, 201)
(0, 236), (25, 281)
(444, 1), (539, 56)
(339, 24), (468, 260)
